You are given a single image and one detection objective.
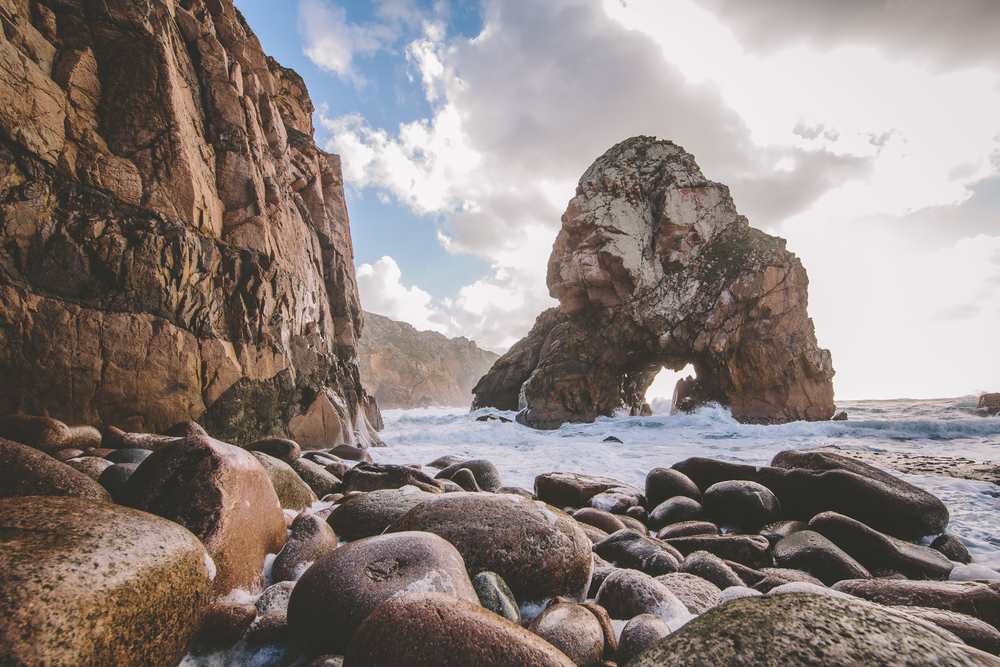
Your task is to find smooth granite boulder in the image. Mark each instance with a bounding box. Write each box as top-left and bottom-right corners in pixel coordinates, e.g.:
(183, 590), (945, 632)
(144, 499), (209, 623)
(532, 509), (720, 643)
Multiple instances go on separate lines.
(528, 601), (607, 667)
(832, 579), (1000, 632)
(0, 414), (72, 453)
(120, 435), (287, 595)
(326, 486), (439, 541)
(386, 492), (594, 604)
(0, 496), (213, 666)
(271, 513), (339, 583)
(0, 438), (111, 501)
(435, 459), (503, 493)
(773, 530), (871, 585)
(628, 593), (980, 666)
(595, 568), (692, 627)
(702, 480), (781, 532)
(342, 592), (575, 666)
(250, 451), (318, 512)
(617, 614), (672, 666)
(645, 467), (702, 508)
(288, 532), (479, 656)
(472, 571), (522, 625)
(661, 534), (773, 569)
(534, 472), (641, 508)
(656, 572), (723, 614)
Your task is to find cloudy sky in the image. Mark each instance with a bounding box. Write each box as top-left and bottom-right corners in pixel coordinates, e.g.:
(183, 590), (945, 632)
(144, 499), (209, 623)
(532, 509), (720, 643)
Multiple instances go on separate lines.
(235, 0), (1000, 401)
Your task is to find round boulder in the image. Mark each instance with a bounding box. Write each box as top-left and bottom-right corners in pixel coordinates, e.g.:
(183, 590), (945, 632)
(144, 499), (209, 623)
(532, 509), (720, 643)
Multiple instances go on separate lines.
(628, 592), (981, 666)
(250, 451), (318, 512)
(472, 571), (521, 625)
(655, 572), (722, 614)
(529, 601), (606, 667)
(287, 531), (480, 656)
(326, 487), (439, 542)
(386, 492), (594, 604)
(617, 614), (672, 667)
(646, 467), (701, 508)
(702, 480), (781, 532)
(648, 496), (705, 531)
(774, 530), (871, 586)
(0, 414), (72, 453)
(435, 459), (503, 492)
(65, 455), (114, 480)
(595, 568), (692, 627)
(246, 438), (301, 463)
(0, 438), (111, 501)
(271, 512), (339, 583)
(0, 496), (213, 666)
(342, 591), (575, 667)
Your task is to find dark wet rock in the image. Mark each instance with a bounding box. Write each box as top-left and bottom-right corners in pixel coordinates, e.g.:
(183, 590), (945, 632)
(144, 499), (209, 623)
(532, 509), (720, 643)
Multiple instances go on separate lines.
(64, 455), (115, 481)
(671, 457), (759, 493)
(648, 496), (705, 531)
(833, 579), (1000, 632)
(97, 463), (140, 503)
(342, 462), (445, 494)
(247, 438), (301, 464)
(603, 435), (623, 443)
(529, 601), (606, 667)
(656, 572), (722, 614)
(646, 467), (702, 508)
(0, 414), (72, 453)
(901, 606), (1000, 655)
(435, 459), (503, 493)
(472, 571), (521, 625)
(595, 568), (691, 626)
(288, 531), (479, 656)
(574, 507), (627, 535)
(0, 438), (111, 501)
(773, 530), (871, 586)
(326, 487), (438, 542)
(723, 560), (767, 587)
(251, 451), (318, 512)
(662, 534), (772, 568)
(979, 393), (1000, 416)
(620, 513), (651, 536)
(702, 480), (780, 532)
(629, 593), (980, 666)
(450, 468), (482, 492)
(626, 504), (648, 523)
(932, 534), (974, 565)
(833, 411), (849, 420)
(476, 414), (512, 423)
(104, 448), (153, 464)
(593, 529), (682, 575)
(0, 496), (213, 666)
(245, 610), (290, 646)
(197, 603), (258, 648)
(163, 421), (209, 439)
(617, 614), (672, 666)
(759, 520), (808, 547)
(809, 511), (953, 580)
(120, 435), (286, 596)
(272, 513), (339, 583)
(679, 551), (745, 590)
(428, 455), (470, 469)
(331, 444), (373, 462)
(754, 567), (825, 593)
(766, 449), (950, 540)
(342, 591), (575, 666)
(587, 486), (644, 514)
(291, 457), (342, 498)
(534, 472), (640, 508)
(387, 492), (594, 604)
(497, 485), (535, 499)
(655, 521), (720, 539)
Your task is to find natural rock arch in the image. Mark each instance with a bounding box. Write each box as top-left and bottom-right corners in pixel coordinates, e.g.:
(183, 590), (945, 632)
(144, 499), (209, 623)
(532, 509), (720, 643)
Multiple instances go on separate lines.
(472, 137), (835, 428)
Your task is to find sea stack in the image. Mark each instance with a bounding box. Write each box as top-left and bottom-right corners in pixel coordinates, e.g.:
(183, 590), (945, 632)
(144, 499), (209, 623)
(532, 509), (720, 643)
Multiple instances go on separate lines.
(0, 0), (379, 447)
(473, 136), (835, 427)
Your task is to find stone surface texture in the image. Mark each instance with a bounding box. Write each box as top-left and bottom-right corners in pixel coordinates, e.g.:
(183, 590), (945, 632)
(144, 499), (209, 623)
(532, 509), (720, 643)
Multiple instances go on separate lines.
(358, 311), (499, 409)
(0, 0), (380, 448)
(0, 495), (213, 667)
(472, 136), (835, 427)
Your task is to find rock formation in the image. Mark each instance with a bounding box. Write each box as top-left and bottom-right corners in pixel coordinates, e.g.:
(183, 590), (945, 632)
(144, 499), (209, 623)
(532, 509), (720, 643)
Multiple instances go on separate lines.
(0, 0), (380, 446)
(358, 311), (499, 409)
(473, 136), (835, 428)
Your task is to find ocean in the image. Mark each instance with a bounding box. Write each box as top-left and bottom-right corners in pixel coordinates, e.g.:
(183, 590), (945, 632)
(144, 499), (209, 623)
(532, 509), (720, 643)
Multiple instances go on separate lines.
(370, 397), (1000, 568)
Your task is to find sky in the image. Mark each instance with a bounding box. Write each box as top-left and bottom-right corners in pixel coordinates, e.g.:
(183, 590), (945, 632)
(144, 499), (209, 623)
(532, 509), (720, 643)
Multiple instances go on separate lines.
(234, 0), (1000, 401)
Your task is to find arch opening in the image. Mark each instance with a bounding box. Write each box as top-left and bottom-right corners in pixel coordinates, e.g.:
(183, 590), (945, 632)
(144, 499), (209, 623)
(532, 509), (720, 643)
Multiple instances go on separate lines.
(644, 364), (697, 415)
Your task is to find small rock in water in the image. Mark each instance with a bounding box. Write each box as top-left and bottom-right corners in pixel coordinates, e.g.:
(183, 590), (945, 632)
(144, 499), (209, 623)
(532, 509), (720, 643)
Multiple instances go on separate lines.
(832, 411), (849, 420)
(603, 436), (623, 443)
(931, 534), (973, 565)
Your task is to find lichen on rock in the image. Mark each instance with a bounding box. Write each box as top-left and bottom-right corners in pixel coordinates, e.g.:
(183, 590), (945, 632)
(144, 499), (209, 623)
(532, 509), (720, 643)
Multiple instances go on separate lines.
(473, 136), (835, 427)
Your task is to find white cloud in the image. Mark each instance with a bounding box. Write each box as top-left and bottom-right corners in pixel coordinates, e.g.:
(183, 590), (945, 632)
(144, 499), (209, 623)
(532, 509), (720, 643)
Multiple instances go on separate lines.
(356, 256), (455, 334)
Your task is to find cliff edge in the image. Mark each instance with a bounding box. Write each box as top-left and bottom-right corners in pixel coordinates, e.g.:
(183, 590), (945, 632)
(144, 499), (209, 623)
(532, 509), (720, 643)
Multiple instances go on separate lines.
(0, 0), (381, 446)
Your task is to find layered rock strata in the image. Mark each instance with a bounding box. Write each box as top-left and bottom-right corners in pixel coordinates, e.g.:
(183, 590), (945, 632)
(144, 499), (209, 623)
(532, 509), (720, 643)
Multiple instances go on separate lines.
(0, 0), (380, 446)
(358, 311), (499, 409)
(473, 136), (835, 427)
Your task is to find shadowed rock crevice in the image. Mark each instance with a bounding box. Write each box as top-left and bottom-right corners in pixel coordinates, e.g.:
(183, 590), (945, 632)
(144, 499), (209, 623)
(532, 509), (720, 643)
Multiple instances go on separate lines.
(473, 137), (835, 428)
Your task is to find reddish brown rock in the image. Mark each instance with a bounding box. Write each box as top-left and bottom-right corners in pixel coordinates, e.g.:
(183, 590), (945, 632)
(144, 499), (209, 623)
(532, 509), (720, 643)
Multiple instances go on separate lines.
(342, 462), (446, 494)
(979, 393), (1000, 415)
(662, 534), (773, 569)
(473, 137), (834, 427)
(535, 472), (641, 508)
(197, 603), (258, 648)
(655, 572), (722, 614)
(595, 568), (692, 626)
(574, 507), (628, 535)
(0, 0), (381, 447)
(386, 492), (594, 604)
(326, 487), (439, 542)
(0, 438), (111, 501)
(617, 614), (672, 666)
(0, 414), (71, 453)
(832, 579), (1000, 632)
(246, 438), (301, 463)
(343, 592), (575, 666)
(287, 531), (480, 656)
(271, 512), (338, 583)
(120, 435), (286, 596)
(529, 602), (607, 667)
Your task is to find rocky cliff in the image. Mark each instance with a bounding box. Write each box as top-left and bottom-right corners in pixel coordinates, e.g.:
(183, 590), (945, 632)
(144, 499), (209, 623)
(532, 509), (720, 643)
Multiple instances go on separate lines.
(358, 312), (499, 409)
(473, 136), (835, 428)
(0, 0), (381, 447)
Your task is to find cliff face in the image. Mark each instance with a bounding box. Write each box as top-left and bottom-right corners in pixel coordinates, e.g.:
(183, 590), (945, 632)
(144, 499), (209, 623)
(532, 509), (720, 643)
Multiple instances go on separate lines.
(358, 312), (499, 409)
(0, 0), (381, 446)
(473, 137), (835, 428)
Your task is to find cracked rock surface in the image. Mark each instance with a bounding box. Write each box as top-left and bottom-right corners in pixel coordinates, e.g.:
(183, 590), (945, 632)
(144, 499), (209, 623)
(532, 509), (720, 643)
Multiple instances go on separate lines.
(473, 136), (835, 428)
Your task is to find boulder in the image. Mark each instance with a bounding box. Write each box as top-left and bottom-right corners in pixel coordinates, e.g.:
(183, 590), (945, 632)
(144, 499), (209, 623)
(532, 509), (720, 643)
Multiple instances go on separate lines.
(931, 534), (974, 565)
(655, 521), (720, 539)
(0, 438), (111, 501)
(271, 512), (339, 583)
(587, 486), (644, 513)
(534, 472), (641, 508)
(473, 137), (835, 428)
(978, 393), (1000, 415)
(326, 487), (439, 541)
(105, 448), (153, 464)
(678, 551), (744, 590)
(287, 532), (480, 656)
(0, 496), (213, 666)
(386, 492), (594, 604)
(573, 507), (628, 535)
(773, 530), (871, 585)
(472, 571), (521, 625)
(628, 593), (980, 666)
(97, 462), (140, 503)
(595, 568), (692, 627)
(655, 572), (722, 614)
(645, 467), (701, 508)
(197, 603), (258, 648)
(528, 601), (607, 667)
(0, 414), (72, 453)
(291, 457), (341, 498)
(832, 580), (1000, 632)
(250, 451), (318, 512)
(64, 455), (114, 481)
(246, 438), (301, 463)
(342, 592), (575, 666)
(434, 458), (503, 493)
(648, 496), (705, 531)
(671, 457), (758, 494)
(661, 534), (772, 568)
(593, 529), (682, 575)
(702, 480), (780, 532)
(617, 614), (672, 666)
(341, 463), (445, 494)
(120, 435), (286, 596)
(900, 607), (1000, 655)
